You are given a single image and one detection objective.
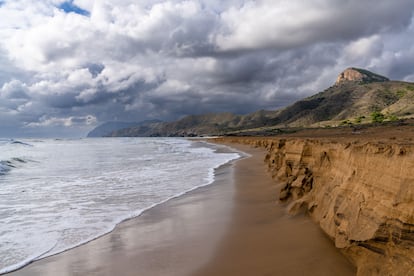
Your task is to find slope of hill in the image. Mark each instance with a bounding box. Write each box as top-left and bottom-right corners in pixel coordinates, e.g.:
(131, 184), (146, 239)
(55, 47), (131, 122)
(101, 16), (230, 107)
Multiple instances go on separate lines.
(109, 111), (278, 137)
(87, 120), (161, 137)
(268, 80), (414, 128)
(100, 68), (414, 137)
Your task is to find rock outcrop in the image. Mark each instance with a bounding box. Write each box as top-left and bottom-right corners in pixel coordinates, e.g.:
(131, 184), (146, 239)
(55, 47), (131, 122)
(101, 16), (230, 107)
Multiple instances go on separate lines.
(335, 68), (389, 85)
(214, 137), (414, 275)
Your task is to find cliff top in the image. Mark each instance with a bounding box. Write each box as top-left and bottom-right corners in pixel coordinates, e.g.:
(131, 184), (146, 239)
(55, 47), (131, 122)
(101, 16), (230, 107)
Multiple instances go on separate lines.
(335, 67), (389, 85)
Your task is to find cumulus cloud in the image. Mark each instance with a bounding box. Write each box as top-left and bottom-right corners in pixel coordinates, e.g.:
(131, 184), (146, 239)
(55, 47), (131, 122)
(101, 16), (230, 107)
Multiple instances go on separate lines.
(216, 0), (414, 51)
(0, 0), (413, 137)
(343, 35), (383, 63)
(1, 79), (30, 99)
(25, 114), (97, 127)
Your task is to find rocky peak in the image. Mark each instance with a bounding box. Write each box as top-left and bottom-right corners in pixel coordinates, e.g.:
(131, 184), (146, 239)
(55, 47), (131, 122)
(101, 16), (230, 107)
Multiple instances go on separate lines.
(335, 67), (389, 85)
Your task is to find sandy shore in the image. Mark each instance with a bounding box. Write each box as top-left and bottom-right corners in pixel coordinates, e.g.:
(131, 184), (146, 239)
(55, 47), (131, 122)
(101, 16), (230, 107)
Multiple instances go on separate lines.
(8, 143), (355, 276)
(196, 144), (355, 275)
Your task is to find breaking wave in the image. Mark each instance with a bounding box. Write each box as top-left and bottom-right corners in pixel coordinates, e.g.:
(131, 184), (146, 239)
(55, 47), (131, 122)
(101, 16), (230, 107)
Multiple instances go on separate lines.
(0, 157), (29, 175)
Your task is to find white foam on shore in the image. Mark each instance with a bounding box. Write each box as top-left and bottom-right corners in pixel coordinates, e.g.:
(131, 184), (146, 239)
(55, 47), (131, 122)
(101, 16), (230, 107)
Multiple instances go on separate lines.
(0, 138), (241, 274)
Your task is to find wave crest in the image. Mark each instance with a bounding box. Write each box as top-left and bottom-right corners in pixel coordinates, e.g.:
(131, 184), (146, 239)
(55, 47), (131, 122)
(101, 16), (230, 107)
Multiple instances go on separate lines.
(10, 140), (34, 147)
(0, 157), (30, 175)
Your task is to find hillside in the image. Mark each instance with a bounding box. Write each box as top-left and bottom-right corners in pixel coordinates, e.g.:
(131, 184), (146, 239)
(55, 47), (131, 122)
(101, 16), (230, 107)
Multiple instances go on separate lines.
(87, 120), (161, 137)
(267, 80), (414, 128)
(100, 68), (414, 137)
(109, 110), (278, 137)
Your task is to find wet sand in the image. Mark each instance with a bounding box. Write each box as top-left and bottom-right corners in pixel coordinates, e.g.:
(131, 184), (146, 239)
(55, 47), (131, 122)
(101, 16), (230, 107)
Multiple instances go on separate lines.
(196, 144), (355, 275)
(8, 144), (355, 276)
(7, 159), (236, 276)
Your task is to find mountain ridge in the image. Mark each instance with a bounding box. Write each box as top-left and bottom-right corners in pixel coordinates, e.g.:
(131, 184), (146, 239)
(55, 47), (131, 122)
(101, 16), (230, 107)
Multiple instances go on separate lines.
(87, 120), (161, 137)
(90, 68), (414, 137)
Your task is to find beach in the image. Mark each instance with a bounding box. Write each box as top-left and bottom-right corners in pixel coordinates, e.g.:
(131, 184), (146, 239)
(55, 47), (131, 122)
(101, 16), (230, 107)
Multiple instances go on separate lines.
(196, 144), (355, 276)
(8, 143), (355, 276)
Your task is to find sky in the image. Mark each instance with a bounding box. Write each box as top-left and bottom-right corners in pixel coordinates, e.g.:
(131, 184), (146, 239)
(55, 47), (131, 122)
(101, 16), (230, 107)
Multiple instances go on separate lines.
(0, 0), (414, 137)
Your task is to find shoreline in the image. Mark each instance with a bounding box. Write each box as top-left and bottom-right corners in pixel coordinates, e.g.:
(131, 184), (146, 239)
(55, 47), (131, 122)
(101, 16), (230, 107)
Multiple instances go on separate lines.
(213, 136), (414, 275)
(7, 142), (355, 276)
(196, 143), (355, 275)
(1, 140), (240, 275)
(6, 143), (241, 276)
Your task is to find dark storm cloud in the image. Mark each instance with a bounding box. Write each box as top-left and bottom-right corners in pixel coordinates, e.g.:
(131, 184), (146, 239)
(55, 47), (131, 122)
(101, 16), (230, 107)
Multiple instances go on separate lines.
(136, 44), (342, 119)
(87, 63), (105, 78)
(387, 55), (414, 81)
(0, 0), (414, 137)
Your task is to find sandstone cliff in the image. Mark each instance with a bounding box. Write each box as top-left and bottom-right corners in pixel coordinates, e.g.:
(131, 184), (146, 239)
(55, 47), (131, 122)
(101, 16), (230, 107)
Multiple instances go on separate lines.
(214, 136), (414, 275)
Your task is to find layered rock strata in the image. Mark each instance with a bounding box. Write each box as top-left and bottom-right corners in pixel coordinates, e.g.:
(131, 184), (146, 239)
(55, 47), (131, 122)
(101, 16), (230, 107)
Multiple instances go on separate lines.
(214, 137), (414, 275)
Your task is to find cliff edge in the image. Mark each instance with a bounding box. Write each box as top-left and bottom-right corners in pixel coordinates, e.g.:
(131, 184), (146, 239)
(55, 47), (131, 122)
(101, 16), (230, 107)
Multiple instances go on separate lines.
(214, 135), (414, 275)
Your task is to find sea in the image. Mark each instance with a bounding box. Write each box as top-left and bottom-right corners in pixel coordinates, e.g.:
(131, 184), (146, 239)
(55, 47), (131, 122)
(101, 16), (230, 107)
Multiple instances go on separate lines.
(0, 137), (240, 274)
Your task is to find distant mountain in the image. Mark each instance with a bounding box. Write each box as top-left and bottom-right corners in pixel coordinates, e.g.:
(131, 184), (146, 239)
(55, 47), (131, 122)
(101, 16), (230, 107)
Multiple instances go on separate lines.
(87, 120), (161, 137)
(108, 111), (276, 137)
(100, 68), (414, 137)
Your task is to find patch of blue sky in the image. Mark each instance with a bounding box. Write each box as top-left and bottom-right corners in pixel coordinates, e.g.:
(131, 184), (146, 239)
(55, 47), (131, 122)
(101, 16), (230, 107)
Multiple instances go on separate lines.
(59, 1), (90, 16)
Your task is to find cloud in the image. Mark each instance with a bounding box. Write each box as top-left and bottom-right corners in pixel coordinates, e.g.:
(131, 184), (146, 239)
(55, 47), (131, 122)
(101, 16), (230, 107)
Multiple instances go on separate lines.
(25, 114), (97, 127)
(0, 0), (414, 137)
(216, 0), (414, 52)
(1, 79), (30, 99)
(343, 35), (383, 63)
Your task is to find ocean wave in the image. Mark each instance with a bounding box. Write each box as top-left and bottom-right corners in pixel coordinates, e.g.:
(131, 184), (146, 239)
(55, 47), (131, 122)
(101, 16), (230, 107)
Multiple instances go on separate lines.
(0, 157), (29, 175)
(10, 140), (34, 147)
(0, 139), (34, 147)
(0, 162), (11, 175)
(0, 138), (241, 273)
(0, 147), (242, 275)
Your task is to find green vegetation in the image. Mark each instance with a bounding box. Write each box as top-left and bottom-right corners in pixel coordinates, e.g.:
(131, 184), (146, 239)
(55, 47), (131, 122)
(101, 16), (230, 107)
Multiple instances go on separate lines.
(388, 114), (399, 122)
(370, 112), (399, 123)
(371, 111), (385, 123)
(354, 116), (365, 124)
(396, 90), (407, 98)
(340, 120), (353, 126)
(406, 85), (414, 91)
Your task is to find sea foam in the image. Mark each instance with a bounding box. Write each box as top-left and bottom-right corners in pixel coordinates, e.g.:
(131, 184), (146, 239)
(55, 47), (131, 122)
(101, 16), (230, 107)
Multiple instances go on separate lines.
(0, 138), (240, 274)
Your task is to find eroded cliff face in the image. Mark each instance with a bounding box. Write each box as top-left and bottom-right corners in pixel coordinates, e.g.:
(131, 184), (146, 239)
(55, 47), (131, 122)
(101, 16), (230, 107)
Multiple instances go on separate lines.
(214, 137), (414, 275)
